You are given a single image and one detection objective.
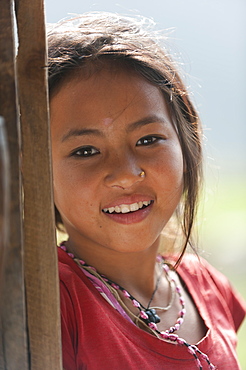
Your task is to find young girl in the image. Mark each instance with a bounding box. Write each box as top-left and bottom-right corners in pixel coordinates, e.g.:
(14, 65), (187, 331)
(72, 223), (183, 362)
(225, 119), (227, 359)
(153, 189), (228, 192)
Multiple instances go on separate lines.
(47, 12), (245, 369)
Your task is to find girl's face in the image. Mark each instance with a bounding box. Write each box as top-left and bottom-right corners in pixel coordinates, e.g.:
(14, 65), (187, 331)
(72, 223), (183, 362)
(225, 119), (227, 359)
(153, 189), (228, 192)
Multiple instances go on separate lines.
(50, 67), (184, 256)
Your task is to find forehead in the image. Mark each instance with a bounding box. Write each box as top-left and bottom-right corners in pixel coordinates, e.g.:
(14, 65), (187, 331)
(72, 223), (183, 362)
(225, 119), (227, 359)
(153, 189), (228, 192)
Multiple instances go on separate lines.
(50, 65), (170, 124)
(49, 67), (179, 147)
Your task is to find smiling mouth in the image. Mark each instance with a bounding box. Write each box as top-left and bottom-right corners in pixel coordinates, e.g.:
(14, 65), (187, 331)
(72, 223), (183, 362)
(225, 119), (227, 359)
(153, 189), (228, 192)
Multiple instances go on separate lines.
(102, 200), (153, 214)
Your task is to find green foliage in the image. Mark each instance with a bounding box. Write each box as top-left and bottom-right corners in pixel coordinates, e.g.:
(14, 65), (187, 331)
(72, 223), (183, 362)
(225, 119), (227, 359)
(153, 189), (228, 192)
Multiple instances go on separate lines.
(198, 175), (246, 368)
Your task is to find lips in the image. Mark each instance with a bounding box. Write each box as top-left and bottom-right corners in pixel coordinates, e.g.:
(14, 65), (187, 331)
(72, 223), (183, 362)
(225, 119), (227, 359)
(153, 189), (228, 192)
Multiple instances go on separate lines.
(102, 198), (154, 225)
(102, 200), (152, 214)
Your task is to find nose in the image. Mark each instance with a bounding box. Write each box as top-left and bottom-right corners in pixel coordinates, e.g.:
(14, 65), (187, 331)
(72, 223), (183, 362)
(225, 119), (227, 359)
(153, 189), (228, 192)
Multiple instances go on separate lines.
(104, 153), (145, 190)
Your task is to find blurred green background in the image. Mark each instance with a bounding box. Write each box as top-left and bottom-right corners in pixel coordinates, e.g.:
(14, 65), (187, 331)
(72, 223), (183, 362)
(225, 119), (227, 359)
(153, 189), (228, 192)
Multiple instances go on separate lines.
(199, 172), (246, 369)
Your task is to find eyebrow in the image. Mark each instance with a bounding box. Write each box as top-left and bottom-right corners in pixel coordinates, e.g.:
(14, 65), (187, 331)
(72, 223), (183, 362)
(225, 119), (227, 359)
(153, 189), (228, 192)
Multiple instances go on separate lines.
(61, 115), (167, 142)
(126, 115), (167, 132)
(61, 128), (104, 142)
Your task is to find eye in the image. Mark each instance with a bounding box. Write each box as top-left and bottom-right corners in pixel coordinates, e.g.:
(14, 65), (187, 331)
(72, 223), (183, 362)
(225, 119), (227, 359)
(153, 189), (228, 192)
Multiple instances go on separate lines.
(71, 146), (100, 158)
(136, 135), (163, 146)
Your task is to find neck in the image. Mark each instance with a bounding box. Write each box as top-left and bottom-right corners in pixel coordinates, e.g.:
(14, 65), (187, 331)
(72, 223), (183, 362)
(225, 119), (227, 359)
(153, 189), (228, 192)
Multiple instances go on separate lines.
(65, 237), (161, 301)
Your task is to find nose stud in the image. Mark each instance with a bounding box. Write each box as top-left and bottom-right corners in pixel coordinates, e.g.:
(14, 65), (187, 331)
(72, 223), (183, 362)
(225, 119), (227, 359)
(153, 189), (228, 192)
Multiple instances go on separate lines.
(139, 171), (145, 178)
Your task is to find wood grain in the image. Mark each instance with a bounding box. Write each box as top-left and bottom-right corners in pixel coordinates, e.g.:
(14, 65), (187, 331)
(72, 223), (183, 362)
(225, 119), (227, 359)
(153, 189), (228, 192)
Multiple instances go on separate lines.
(15, 0), (63, 368)
(0, 119), (9, 316)
(0, 0), (29, 368)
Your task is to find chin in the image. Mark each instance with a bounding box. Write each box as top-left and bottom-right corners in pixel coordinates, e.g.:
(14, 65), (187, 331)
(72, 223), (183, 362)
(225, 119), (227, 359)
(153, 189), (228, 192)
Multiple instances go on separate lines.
(105, 238), (158, 255)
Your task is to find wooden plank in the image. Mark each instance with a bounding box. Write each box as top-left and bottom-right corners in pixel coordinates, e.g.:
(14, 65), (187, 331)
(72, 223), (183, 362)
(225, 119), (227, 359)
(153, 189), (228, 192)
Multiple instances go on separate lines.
(15, 0), (63, 368)
(0, 0), (29, 368)
(0, 118), (10, 369)
(0, 118), (9, 301)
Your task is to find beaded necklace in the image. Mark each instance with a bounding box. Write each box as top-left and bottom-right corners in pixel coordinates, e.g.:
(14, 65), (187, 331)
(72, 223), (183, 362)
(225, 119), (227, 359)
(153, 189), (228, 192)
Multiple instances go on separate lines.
(59, 244), (216, 370)
(100, 261), (183, 330)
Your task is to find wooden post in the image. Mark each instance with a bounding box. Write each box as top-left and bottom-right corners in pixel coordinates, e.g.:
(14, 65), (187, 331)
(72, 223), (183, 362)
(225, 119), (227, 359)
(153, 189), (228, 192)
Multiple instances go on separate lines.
(0, 0), (29, 368)
(15, 0), (63, 368)
(0, 117), (10, 369)
(0, 0), (62, 368)
(0, 118), (9, 301)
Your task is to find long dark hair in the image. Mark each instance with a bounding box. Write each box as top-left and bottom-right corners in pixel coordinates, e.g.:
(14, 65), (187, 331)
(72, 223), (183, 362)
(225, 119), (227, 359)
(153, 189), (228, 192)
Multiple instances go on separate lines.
(47, 12), (203, 263)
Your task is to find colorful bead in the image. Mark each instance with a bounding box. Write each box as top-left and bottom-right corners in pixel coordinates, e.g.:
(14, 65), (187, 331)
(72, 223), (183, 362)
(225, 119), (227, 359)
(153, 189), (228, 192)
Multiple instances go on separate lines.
(188, 346), (197, 356)
(123, 290), (130, 298)
(140, 310), (149, 320)
(176, 286), (182, 294)
(176, 337), (185, 345)
(148, 322), (158, 331)
(156, 255), (162, 263)
(68, 252), (75, 258)
(162, 264), (170, 273)
(160, 331), (169, 340)
(133, 299), (140, 308)
(177, 317), (184, 325)
(195, 358), (202, 370)
(200, 352), (209, 361)
(168, 326), (176, 333)
(168, 333), (179, 342)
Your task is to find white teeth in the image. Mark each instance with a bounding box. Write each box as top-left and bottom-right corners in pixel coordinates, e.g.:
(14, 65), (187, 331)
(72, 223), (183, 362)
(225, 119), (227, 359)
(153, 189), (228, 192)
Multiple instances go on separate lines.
(121, 205), (130, 213)
(103, 200), (151, 214)
(130, 203), (139, 212)
(115, 206), (121, 213)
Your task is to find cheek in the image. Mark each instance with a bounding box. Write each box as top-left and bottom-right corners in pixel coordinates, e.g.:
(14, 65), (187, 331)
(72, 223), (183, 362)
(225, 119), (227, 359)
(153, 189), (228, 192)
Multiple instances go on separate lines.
(151, 150), (184, 209)
(53, 163), (99, 215)
(153, 146), (184, 182)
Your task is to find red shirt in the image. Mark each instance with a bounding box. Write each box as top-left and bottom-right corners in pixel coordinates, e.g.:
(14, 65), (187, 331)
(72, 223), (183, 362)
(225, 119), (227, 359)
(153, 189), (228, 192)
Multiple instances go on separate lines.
(58, 248), (246, 369)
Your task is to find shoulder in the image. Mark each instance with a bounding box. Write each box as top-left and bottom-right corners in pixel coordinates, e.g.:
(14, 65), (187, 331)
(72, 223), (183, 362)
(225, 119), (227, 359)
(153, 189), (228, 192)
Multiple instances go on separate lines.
(178, 254), (246, 331)
(178, 253), (229, 284)
(57, 246), (92, 298)
(57, 247), (94, 334)
(178, 254), (239, 298)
